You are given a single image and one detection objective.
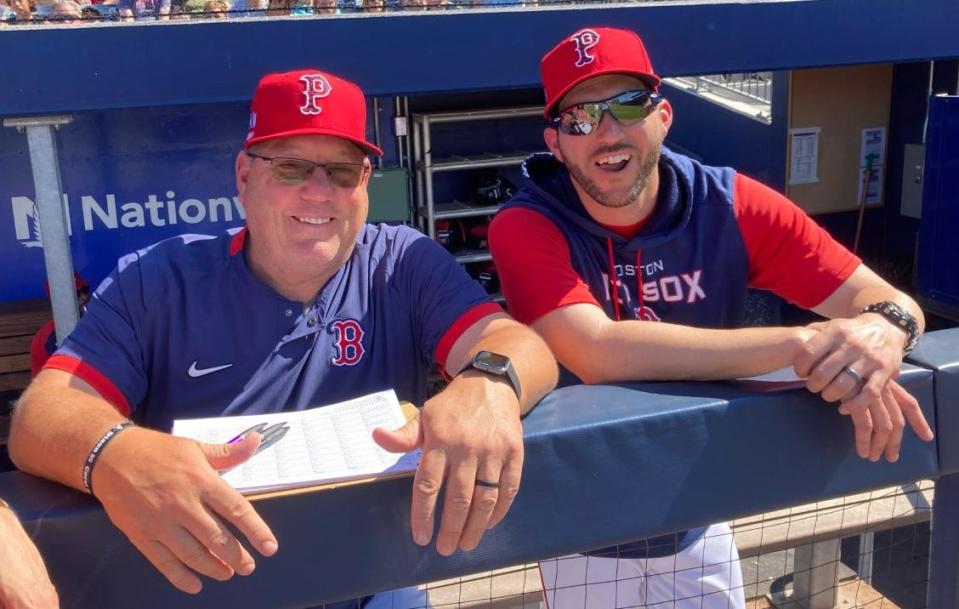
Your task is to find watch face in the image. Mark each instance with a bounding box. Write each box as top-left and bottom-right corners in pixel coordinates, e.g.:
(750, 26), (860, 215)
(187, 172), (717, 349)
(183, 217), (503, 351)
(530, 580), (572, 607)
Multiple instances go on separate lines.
(474, 351), (510, 374)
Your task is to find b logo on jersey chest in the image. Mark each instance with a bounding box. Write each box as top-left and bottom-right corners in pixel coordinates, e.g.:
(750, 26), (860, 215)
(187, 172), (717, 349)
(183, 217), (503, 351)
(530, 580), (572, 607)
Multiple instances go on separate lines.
(330, 319), (365, 366)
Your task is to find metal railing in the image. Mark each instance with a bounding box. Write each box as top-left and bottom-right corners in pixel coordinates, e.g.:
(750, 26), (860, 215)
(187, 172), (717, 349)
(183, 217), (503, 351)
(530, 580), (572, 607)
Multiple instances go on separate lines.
(668, 72), (774, 124)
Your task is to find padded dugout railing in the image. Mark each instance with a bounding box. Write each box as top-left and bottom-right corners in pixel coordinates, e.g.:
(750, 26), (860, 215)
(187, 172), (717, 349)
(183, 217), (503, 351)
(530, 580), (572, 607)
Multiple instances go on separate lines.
(0, 327), (956, 609)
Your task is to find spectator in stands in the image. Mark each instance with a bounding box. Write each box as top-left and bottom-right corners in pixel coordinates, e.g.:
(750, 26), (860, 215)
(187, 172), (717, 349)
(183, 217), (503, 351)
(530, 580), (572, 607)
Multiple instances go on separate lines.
(10, 67), (556, 604)
(50, 0), (81, 21)
(0, 0), (16, 21)
(227, 0), (266, 17)
(8, 0), (33, 19)
(0, 497), (59, 608)
(401, 0), (448, 10)
(361, 0), (384, 12)
(30, 273), (90, 378)
(117, 0), (170, 20)
(311, 0), (335, 13)
(489, 26), (934, 609)
(264, 0), (311, 16)
(202, 0), (227, 17)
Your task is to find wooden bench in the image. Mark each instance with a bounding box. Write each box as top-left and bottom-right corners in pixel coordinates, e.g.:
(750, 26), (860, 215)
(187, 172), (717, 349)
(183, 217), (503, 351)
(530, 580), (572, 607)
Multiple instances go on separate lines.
(423, 481), (934, 609)
(0, 299), (51, 445)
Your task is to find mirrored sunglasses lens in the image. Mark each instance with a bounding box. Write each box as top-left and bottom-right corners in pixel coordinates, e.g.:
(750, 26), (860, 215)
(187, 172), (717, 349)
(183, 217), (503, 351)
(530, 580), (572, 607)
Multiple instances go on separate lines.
(272, 159), (314, 185)
(609, 102), (653, 122)
(609, 92), (654, 123)
(559, 106), (601, 135)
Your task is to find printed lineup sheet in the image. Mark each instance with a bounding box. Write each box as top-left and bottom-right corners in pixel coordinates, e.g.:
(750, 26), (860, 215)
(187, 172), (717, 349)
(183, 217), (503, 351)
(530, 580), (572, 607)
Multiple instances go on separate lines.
(172, 390), (421, 494)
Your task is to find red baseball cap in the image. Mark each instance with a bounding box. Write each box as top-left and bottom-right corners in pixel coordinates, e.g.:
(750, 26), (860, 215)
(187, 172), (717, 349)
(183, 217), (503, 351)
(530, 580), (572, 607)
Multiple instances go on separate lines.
(541, 27), (661, 118)
(244, 68), (383, 157)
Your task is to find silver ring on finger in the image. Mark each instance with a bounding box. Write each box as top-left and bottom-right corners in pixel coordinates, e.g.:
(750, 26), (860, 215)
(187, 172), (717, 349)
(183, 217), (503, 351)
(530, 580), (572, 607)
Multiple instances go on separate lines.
(841, 365), (864, 385)
(475, 478), (500, 489)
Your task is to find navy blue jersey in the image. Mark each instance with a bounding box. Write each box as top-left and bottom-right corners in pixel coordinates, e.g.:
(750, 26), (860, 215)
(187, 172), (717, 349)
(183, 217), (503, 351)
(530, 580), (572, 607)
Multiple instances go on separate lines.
(48, 224), (498, 433)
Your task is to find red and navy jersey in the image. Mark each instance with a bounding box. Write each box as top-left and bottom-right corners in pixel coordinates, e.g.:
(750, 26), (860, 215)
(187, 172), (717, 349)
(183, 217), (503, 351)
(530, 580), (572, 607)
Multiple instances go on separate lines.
(46, 224), (499, 433)
(491, 148), (860, 332)
(489, 147), (860, 559)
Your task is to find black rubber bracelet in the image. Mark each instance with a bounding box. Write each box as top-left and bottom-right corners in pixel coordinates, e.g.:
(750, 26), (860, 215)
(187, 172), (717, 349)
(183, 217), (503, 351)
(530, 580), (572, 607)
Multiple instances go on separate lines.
(82, 422), (134, 495)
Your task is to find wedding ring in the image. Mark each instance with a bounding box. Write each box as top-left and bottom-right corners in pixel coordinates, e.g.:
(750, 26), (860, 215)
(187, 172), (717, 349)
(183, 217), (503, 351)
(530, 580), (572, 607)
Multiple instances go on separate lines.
(841, 365), (864, 385)
(475, 478), (500, 489)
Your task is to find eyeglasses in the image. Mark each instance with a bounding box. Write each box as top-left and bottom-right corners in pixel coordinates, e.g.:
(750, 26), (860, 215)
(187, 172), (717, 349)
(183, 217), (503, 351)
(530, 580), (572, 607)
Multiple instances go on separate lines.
(551, 90), (663, 136)
(245, 151), (368, 188)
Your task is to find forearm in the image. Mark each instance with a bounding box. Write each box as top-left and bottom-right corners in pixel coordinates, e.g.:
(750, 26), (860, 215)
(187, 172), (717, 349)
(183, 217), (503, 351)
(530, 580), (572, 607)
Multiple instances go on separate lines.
(9, 371), (129, 491)
(813, 265), (925, 335)
(582, 322), (810, 383)
(466, 322), (558, 415)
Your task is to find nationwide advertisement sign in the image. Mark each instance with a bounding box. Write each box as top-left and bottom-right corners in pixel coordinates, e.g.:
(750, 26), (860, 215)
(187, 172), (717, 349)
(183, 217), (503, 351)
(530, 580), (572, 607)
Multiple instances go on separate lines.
(1, 104), (250, 302)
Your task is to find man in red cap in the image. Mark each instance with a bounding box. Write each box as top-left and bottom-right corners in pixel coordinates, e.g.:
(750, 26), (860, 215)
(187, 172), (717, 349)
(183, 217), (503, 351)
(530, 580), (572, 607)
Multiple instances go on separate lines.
(10, 68), (557, 606)
(489, 26), (932, 609)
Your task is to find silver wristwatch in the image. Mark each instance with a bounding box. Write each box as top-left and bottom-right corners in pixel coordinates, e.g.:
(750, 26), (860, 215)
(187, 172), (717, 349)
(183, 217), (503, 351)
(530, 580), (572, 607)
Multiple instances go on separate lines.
(459, 350), (521, 401)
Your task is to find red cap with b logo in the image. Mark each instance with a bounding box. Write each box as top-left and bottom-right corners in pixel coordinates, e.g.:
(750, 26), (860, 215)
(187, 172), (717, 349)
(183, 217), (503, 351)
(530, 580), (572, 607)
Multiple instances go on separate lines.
(540, 27), (661, 118)
(244, 69), (383, 156)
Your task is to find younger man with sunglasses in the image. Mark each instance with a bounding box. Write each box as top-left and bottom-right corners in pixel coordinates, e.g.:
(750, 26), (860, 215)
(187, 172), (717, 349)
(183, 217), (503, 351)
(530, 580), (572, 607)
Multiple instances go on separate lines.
(489, 27), (932, 609)
(10, 69), (557, 606)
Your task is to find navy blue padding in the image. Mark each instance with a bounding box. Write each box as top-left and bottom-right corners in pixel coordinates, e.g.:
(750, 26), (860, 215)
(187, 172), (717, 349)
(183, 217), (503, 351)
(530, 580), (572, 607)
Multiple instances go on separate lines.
(0, 365), (941, 608)
(2, 0), (959, 115)
(908, 327), (959, 475)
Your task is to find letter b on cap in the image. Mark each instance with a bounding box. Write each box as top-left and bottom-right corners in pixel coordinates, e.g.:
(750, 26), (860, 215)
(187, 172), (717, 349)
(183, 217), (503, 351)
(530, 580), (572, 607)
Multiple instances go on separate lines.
(571, 29), (600, 67)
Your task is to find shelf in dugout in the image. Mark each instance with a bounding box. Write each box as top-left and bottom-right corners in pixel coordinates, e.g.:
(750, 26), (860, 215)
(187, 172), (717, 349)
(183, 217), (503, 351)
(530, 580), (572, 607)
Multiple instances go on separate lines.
(431, 201), (502, 221)
(426, 151), (532, 173)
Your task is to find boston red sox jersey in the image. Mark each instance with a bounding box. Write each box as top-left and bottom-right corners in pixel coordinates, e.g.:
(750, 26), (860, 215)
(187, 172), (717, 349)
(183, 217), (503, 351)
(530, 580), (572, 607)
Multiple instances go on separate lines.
(46, 224), (500, 433)
(491, 148), (860, 333)
(488, 147), (860, 558)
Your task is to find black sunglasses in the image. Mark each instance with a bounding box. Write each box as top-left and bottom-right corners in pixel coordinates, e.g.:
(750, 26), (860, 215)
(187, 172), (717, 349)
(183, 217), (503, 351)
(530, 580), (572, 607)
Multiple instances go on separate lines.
(551, 90), (663, 136)
(245, 151), (368, 189)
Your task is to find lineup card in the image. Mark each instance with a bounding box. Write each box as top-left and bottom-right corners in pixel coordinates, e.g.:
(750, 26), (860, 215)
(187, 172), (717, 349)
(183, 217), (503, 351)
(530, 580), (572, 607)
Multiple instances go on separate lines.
(172, 390), (421, 494)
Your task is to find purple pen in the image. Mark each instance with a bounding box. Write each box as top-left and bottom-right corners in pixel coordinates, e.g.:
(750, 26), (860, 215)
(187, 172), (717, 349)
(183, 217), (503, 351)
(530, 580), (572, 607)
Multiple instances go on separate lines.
(228, 422), (267, 444)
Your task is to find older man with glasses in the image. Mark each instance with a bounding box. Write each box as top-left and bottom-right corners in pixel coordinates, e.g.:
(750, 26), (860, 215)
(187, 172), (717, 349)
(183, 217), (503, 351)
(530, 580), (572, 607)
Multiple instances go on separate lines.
(10, 68), (557, 608)
(489, 26), (933, 609)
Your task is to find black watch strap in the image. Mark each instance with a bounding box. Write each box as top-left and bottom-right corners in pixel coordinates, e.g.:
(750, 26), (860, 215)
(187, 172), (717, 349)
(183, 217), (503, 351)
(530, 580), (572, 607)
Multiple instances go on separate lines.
(860, 300), (920, 355)
(459, 350), (522, 401)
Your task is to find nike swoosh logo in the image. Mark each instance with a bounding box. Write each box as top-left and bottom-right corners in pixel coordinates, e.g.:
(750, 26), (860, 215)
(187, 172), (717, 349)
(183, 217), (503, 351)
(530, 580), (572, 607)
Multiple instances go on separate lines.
(188, 361), (234, 378)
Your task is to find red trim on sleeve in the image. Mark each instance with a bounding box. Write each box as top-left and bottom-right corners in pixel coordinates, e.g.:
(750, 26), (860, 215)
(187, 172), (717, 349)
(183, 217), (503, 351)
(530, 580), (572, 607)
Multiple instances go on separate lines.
(488, 207), (601, 324)
(29, 320), (55, 378)
(433, 302), (504, 376)
(42, 354), (132, 417)
(229, 227), (248, 256)
(733, 173), (861, 308)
